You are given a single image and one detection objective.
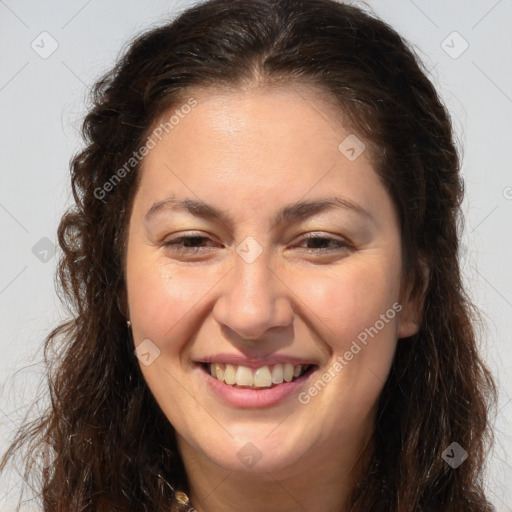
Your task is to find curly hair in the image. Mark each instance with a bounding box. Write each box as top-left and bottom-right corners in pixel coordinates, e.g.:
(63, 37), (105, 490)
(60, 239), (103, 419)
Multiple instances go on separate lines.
(1, 0), (497, 510)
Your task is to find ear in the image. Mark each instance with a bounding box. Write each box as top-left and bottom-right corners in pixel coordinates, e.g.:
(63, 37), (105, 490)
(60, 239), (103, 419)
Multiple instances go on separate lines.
(397, 256), (430, 339)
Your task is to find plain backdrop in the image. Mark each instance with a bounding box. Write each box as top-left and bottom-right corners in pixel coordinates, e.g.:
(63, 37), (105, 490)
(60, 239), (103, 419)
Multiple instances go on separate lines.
(1, 1), (511, 510)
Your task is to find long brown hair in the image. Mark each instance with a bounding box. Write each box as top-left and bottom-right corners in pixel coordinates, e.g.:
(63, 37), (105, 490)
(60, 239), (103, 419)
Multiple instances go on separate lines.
(1, 0), (497, 510)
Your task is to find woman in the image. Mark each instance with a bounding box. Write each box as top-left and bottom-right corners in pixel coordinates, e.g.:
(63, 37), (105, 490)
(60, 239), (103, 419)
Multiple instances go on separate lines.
(1, 0), (497, 510)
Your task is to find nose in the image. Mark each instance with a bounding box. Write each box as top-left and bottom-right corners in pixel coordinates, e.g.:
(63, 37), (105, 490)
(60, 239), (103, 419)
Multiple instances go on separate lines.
(212, 248), (294, 342)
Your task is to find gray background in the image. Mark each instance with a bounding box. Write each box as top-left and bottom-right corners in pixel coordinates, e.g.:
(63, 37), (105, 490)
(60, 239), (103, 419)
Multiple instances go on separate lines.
(1, 0), (511, 510)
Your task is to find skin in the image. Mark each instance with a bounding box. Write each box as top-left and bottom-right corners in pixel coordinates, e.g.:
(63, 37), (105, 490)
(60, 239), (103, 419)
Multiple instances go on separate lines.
(125, 83), (425, 512)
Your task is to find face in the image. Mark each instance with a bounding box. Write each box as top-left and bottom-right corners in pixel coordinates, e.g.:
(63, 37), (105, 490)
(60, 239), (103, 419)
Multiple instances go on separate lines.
(125, 84), (422, 478)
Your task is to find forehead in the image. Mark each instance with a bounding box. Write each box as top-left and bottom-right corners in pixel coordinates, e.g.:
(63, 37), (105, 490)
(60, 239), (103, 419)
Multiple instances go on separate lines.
(168, 83), (352, 146)
(142, 85), (368, 174)
(131, 84), (392, 227)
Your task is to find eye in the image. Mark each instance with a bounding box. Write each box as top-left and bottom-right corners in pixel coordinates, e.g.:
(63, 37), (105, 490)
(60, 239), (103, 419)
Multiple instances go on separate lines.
(295, 233), (351, 253)
(161, 232), (352, 255)
(162, 234), (218, 253)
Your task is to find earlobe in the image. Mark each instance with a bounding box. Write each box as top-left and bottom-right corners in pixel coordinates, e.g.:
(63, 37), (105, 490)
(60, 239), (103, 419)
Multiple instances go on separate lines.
(397, 257), (430, 339)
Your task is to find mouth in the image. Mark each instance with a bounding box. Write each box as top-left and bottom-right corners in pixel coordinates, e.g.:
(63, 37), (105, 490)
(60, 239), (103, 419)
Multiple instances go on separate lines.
(200, 362), (317, 389)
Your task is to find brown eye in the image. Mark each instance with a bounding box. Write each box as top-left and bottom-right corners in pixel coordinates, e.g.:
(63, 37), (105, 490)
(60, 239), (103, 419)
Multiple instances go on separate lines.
(297, 234), (351, 252)
(163, 235), (217, 252)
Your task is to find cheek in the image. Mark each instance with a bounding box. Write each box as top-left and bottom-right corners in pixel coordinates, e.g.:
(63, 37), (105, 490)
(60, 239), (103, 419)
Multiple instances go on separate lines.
(127, 256), (192, 341)
(294, 259), (401, 427)
(294, 255), (401, 350)
(127, 253), (227, 354)
(128, 249), (402, 347)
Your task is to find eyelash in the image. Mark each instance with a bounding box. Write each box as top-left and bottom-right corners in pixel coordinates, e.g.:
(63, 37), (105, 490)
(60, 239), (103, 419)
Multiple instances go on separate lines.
(162, 233), (351, 254)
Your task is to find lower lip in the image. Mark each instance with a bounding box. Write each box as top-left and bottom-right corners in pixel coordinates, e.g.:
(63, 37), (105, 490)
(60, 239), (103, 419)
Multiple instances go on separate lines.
(201, 365), (317, 408)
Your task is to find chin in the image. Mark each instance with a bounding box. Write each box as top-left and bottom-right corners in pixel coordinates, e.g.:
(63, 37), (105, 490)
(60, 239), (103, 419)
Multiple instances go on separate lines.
(191, 428), (316, 476)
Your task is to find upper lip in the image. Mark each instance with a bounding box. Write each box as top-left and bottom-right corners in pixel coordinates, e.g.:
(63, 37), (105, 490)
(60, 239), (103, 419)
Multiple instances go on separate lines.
(196, 353), (318, 368)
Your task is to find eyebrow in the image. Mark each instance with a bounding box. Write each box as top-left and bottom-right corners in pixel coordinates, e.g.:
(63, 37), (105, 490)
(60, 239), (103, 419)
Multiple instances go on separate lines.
(144, 195), (374, 229)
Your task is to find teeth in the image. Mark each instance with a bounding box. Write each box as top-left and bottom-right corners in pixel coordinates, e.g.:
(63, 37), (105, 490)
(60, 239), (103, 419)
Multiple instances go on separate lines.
(224, 364), (236, 385)
(271, 364), (284, 384)
(214, 363), (224, 381)
(253, 366), (272, 387)
(208, 362), (310, 388)
(283, 363), (294, 382)
(235, 365), (253, 386)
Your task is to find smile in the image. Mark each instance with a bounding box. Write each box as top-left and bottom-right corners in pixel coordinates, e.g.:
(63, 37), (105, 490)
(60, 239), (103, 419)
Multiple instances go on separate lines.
(205, 362), (315, 389)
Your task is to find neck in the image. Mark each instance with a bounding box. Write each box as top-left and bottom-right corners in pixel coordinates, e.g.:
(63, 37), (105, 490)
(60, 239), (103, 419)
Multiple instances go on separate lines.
(177, 431), (373, 512)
